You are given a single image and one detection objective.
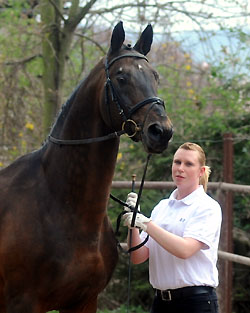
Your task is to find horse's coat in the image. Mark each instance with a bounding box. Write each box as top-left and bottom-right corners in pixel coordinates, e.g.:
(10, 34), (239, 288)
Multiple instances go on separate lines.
(0, 22), (173, 312)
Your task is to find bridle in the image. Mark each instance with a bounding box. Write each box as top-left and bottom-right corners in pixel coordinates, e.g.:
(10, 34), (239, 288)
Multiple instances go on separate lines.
(104, 51), (165, 138)
(49, 50), (165, 145)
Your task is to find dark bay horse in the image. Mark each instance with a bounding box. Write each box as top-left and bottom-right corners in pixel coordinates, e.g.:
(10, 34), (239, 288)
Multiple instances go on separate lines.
(0, 22), (173, 313)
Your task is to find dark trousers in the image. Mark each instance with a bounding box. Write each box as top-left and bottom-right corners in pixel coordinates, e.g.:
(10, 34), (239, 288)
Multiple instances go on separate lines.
(150, 288), (219, 313)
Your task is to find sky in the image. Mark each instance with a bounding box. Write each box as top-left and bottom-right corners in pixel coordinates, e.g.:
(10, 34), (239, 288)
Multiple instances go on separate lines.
(94, 0), (250, 32)
(84, 0), (250, 73)
(168, 0), (250, 32)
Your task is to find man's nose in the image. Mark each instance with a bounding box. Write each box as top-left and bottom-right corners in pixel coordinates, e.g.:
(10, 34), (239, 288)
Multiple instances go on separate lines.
(178, 163), (184, 171)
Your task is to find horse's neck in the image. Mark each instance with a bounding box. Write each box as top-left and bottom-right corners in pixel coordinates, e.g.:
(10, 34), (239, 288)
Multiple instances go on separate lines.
(42, 138), (119, 217)
(43, 83), (120, 209)
(53, 77), (104, 140)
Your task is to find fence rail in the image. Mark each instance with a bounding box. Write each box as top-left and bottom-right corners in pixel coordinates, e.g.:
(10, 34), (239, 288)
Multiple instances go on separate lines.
(218, 251), (250, 267)
(112, 180), (250, 267)
(119, 243), (250, 267)
(112, 181), (250, 193)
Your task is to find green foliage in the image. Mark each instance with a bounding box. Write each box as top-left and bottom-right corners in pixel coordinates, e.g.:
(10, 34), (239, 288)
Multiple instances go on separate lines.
(0, 3), (250, 312)
(47, 306), (147, 313)
(98, 304), (147, 313)
(0, 0), (43, 168)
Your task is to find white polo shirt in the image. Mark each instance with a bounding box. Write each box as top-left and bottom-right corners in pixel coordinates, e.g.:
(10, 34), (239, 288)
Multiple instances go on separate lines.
(140, 186), (222, 290)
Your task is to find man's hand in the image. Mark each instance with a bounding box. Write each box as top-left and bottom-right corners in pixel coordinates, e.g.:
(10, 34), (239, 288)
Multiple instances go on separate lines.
(124, 192), (140, 212)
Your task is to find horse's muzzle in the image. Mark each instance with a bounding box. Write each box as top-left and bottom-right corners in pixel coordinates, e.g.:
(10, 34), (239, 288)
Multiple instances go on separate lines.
(142, 121), (173, 154)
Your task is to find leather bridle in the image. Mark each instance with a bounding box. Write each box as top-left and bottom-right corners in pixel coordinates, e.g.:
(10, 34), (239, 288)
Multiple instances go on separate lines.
(49, 51), (165, 145)
(104, 51), (165, 138)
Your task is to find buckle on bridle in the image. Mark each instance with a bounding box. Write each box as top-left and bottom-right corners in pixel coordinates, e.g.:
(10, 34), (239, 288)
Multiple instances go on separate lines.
(122, 119), (141, 138)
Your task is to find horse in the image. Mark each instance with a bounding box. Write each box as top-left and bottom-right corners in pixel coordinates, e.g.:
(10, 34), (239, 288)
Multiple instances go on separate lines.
(0, 21), (173, 313)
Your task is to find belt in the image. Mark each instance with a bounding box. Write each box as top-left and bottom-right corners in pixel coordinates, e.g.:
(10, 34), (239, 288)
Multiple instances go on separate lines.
(156, 286), (214, 301)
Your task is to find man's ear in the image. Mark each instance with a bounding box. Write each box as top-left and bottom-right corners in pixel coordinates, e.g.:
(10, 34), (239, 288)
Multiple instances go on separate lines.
(200, 166), (206, 177)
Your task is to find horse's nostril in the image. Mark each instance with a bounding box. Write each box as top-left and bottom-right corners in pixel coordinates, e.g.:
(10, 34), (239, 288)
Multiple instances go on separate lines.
(148, 124), (163, 139)
(147, 124), (173, 144)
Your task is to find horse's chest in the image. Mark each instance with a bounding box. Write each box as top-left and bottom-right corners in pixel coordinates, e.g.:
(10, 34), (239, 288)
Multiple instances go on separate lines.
(61, 248), (106, 285)
(39, 248), (107, 308)
(49, 226), (117, 284)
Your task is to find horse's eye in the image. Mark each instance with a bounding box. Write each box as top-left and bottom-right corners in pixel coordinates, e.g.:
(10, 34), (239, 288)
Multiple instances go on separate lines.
(117, 76), (126, 84)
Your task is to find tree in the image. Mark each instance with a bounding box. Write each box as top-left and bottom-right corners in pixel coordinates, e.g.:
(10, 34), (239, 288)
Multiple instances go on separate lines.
(38, 0), (250, 134)
(2, 0), (249, 136)
(40, 0), (99, 133)
(0, 2), (250, 311)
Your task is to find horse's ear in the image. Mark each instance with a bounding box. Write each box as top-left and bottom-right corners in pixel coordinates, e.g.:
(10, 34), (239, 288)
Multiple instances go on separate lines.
(109, 21), (125, 54)
(133, 24), (153, 56)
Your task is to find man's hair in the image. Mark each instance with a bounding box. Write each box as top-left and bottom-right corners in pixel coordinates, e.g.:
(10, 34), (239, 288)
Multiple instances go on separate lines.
(178, 142), (211, 192)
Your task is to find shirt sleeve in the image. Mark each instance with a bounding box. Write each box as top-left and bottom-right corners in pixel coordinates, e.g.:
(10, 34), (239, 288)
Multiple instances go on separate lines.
(183, 198), (222, 249)
(140, 230), (148, 246)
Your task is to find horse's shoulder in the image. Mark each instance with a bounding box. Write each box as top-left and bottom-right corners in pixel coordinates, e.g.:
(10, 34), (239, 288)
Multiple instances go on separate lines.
(0, 148), (45, 189)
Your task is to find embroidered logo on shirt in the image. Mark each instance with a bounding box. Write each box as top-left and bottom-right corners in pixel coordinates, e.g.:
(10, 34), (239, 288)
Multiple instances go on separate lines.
(179, 218), (186, 222)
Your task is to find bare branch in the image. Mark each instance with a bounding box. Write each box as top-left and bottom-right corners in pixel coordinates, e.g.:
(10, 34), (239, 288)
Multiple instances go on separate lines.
(74, 32), (106, 54)
(48, 0), (66, 22)
(66, 0), (98, 31)
(3, 54), (42, 66)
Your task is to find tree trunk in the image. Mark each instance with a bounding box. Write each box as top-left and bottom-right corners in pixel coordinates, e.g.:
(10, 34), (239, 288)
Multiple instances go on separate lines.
(40, 0), (98, 136)
(41, 0), (64, 135)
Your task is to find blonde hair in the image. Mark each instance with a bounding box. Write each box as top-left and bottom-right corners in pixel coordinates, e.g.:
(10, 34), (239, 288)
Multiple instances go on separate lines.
(178, 142), (211, 192)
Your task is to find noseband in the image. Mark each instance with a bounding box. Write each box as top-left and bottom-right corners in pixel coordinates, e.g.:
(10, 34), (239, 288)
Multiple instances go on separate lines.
(49, 51), (165, 145)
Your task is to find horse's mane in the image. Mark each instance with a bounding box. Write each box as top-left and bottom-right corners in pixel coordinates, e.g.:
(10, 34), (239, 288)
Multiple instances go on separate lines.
(49, 58), (104, 136)
(49, 77), (87, 135)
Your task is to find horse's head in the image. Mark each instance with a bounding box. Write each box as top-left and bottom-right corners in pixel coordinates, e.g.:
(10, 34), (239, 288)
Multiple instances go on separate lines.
(102, 21), (173, 154)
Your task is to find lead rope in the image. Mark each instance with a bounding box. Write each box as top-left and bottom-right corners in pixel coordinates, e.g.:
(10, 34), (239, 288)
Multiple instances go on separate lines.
(127, 174), (136, 313)
(127, 154), (151, 313)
